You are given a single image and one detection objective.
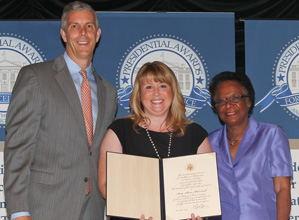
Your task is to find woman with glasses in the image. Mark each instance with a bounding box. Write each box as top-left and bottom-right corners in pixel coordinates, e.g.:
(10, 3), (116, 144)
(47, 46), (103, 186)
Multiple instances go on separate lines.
(208, 71), (292, 220)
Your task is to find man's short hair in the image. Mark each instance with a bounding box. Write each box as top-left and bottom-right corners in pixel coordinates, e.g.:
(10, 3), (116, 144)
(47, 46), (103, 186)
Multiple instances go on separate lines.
(61, 1), (99, 31)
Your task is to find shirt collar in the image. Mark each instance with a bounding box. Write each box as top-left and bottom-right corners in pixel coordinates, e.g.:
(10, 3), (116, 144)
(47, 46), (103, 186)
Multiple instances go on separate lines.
(64, 52), (94, 80)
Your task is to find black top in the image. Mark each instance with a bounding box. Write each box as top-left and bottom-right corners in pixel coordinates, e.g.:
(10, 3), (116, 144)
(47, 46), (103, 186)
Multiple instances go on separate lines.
(108, 118), (208, 159)
(108, 118), (208, 220)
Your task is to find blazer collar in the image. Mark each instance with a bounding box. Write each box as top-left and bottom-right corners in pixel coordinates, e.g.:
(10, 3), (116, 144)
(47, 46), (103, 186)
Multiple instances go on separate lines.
(53, 55), (88, 144)
(218, 127), (233, 166)
(219, 116), (259, 167)
(53, 55), (107, 149)
(232, 116), (258, 165)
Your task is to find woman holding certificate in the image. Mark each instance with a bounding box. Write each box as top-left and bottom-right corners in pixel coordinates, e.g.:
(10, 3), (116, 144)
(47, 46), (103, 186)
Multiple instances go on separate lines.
(208, 71), (292, 220)
(98, 61), (212, 220)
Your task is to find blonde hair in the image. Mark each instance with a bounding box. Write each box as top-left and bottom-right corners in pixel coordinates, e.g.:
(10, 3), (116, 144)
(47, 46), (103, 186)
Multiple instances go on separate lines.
(129, 61), (190, 136)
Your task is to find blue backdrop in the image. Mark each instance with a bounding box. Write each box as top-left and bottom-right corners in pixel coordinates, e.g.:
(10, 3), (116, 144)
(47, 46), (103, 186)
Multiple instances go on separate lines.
(245, 20), (299, 139)
(95, 12), (235, 132)
(0, 12), (236, 143)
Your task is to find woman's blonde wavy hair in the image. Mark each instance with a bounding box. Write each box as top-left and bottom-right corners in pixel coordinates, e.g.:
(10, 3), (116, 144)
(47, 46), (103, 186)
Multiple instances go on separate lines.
(129, 61), (190, 136)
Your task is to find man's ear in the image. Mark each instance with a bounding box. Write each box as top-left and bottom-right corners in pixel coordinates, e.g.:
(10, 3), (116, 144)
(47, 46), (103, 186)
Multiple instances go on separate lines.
(60, 29), (67, 43)
(96, 28), (101, 43)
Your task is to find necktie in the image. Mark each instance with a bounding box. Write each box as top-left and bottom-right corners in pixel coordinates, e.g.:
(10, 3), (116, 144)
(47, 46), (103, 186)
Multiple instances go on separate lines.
(79, 70), (93, 194)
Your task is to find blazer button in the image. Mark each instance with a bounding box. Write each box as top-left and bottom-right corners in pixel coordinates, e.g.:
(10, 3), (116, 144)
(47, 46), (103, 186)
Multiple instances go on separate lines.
(84, 177), (88, 182)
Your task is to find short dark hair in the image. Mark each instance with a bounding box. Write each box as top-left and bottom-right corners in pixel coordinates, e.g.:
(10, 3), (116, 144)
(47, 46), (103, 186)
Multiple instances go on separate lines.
(209, 71), (255, 114)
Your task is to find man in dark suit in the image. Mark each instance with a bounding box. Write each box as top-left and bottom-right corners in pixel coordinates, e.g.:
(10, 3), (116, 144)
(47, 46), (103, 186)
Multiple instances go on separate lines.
(4, 1), (117, 220)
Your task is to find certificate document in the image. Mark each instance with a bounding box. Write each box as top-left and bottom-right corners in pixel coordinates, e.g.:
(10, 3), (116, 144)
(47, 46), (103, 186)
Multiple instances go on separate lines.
(106, 152), (221, 220)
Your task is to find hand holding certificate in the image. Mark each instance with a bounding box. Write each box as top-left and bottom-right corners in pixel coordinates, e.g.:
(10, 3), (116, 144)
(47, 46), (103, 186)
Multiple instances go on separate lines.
(106, 152), (221, 220)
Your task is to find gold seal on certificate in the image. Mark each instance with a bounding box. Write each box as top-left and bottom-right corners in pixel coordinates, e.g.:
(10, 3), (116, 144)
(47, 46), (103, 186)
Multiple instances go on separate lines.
(186, 163), (195, 171)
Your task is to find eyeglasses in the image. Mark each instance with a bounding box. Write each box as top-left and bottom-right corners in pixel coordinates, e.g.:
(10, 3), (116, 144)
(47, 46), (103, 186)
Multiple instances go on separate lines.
(214, 94), (249, 107)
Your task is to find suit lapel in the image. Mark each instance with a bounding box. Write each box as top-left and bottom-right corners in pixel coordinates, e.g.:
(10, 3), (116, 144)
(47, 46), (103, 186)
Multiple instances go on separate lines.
(53, 55), (88, 143)
(91, 69), (107, 147)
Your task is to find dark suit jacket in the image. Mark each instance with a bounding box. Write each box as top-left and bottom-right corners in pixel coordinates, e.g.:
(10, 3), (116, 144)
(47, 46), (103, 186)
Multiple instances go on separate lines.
(4, 55), (117, 220)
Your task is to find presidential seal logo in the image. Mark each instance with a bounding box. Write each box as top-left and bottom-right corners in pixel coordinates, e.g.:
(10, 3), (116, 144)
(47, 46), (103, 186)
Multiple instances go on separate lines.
(186, 163), (195, 172)
(0, 33), (46, 125)
(117, 34), (210, 118)
(255, 36), (299, 120)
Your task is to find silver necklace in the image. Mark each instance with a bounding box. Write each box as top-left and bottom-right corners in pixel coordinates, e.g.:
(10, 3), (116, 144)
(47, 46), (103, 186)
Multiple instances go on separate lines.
(227, 136), (242, 146)
(143, 119), (172, 159)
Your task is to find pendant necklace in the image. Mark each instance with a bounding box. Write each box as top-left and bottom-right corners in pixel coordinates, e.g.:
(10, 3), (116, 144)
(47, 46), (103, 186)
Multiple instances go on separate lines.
(227, 136), (242, 146)
(143, 119), (172, 159)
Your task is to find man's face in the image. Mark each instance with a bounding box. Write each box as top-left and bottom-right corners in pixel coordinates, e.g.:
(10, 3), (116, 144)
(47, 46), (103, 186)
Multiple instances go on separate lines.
(60, 10), (101, 66)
